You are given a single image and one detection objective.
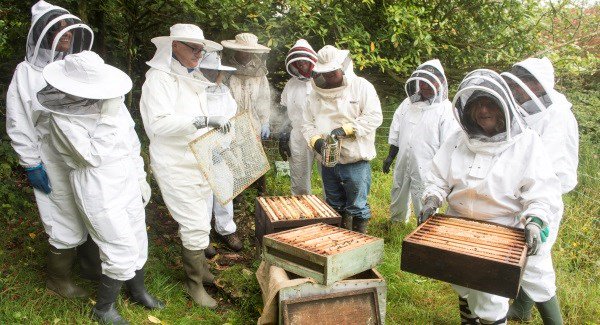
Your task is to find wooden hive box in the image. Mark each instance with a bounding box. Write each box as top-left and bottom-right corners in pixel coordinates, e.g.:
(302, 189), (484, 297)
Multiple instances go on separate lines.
(255, 195), (342, 244)
(279, 268), (387, 325)
(401, 214), (528, 298)
(263, 223), (384, 285)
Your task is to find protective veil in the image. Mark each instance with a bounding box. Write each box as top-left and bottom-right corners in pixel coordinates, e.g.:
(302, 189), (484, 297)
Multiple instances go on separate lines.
(199, 51), (237, 236)
(140, 26), (217, 251)
(388, 59), (458, 222)
(5, 0), (93, 249)
(221, 33), (271, 134)
(422, 70), (562, 320)
(302, 46), (383, 165)
(39, 51), (147, 281)
(502, 58), (579, 302)
(281, 39), (318, 194)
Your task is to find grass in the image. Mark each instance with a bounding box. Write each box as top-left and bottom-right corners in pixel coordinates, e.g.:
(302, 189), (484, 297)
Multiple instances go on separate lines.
(1, 85), (599, 324)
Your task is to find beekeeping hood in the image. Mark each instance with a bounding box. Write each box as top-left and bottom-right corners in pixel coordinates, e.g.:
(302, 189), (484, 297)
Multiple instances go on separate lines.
(285, 39), (317, 81)
(26, 0), (94, 71)
(501, 57), (556, 124)
(146, 23), (221, 86)
(405, 59), (448, 104)
(453, 69), (525, 154)
(37, 51), (132, 116)
(221, 33), (271, 77)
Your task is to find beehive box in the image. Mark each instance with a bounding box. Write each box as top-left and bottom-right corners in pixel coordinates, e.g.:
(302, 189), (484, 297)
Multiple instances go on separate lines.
(279, 268), (387, 325)
(401, 214), (528, 298)
(263, 223), (384, 285)
(255, 195), (342, 244)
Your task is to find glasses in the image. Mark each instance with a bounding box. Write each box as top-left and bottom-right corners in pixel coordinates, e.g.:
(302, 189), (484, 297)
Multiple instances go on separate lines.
(179, 41), (206, 55)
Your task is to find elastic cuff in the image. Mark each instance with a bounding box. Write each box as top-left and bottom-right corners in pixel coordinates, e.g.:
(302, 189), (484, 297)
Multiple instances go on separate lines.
(309, 135), (321, 148)
(25, 163), (43, 171)
(526, 216), (544, 227)
(342, 123), (354, 136)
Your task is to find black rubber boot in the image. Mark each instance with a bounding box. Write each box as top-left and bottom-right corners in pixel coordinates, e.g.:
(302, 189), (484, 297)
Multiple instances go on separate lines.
(536, 295), (563, 325)
(46, 246), (89, 298)
(352, 217), (369, 234)
(92, 275), (128, 325)
(458, 296), (479, 325)
(182, 247), (217, 308)
(219, 232), (243, 252)
(507, 288), (534, 322)
(125, 269), (165, 310)
(204, 244), (217, 259)
(77, 235), (102, 281)
(341, 213), (353, 230)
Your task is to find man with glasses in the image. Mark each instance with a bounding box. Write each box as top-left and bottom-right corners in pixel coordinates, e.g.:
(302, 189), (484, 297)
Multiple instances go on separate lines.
(140, 24), (229, 309)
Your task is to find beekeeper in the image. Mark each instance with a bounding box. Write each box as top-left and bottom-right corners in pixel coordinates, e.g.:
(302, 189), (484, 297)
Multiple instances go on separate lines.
(140, 24), (228, 309)
(501, 57), (578, 324)
(302, 45), (383, 234)
(382, 59), (458, 224)
(38, 51), (163, 324)
(419, 70), (562, 325)
(198, 51), (242, 255)
(279, 39), (318, 195)
(5, 0), (100, 299)
(221, 32), (271, 139)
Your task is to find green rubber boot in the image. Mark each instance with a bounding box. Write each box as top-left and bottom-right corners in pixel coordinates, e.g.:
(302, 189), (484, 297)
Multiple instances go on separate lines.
(535, 295), (563, 325)
(507, 288), (534, 322)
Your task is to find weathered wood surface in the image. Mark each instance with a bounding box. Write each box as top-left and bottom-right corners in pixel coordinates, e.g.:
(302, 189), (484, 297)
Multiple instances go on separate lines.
(401, 214), (528, 298)
(263, 223), (384, 285)
(255, 195), (342, 245)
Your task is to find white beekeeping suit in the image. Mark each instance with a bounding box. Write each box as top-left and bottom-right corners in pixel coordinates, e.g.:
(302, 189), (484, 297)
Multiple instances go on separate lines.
(140, 24), (226, 309)
(221, 33), (272, 139)
(280, 39), (318, 194)
(421, 70), (562, 324)
(5, 0), (96, 299)
(501, 58), (577, 321)
(198, 52), (238, 240)
(6, 0), (93, 249)
(385, 59), (458, 223)
(39, 50), (163, 324)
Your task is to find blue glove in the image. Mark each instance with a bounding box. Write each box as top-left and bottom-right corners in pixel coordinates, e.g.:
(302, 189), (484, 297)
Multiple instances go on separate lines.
(26, 163), (52, 194)
(261, 123), (270, 140)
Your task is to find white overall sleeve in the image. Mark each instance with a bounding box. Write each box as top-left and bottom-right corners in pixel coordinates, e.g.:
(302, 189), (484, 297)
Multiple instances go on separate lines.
(256, 75), (271, 125)
(518, 135), (563, 228)
(301, 93), (319, 145)
(388, 103), (403, 146)
(422, 132), (461, 204)
(5, 69), (41, 168)
(121, 106), (146, 180)
(351, 81), (383, 137)
(140, 72), (197, 136)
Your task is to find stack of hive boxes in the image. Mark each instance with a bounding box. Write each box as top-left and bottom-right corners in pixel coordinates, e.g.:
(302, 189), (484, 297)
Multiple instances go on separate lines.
(258, 211), (386, 324)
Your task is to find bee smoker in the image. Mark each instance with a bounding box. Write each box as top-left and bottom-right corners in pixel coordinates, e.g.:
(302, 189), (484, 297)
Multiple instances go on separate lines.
(321, 134), (341, 167)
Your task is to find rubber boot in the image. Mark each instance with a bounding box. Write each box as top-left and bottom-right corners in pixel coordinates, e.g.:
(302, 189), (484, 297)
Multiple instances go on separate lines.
(458, 296), (479, 325)
(352, 217), (369, 234)
(92, 275), (128, 325)
(46, 246), (89, 298)
(125, 269), (165, 309)
(535, 295), (563, 325)
(341, 213), (353, 230)
(204, 244), (217, 259)
(507, 288), (534, 322)
(181, 247), (217, 308)
(219, 232), (243, 252)
(77, 235), (102, 281)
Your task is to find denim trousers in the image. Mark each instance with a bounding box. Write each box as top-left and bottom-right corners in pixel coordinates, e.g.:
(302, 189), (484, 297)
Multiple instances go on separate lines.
(321, 160), (372, 220)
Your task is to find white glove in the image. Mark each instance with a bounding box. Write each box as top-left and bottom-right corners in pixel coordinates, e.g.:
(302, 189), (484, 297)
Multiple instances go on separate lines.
(139, 178), (151, 207)
(101, 96), (123, 117)
(207, 116), (231, 133)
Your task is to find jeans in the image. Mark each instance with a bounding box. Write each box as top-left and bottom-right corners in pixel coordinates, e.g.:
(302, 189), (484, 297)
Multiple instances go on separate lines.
(321, 160), (372, 220)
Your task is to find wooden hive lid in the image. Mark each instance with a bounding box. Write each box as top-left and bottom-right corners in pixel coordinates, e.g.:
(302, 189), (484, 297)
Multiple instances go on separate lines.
(404, 215), (527, 265)
(257, 195), (340, 221)
(265, 223), (382, 256)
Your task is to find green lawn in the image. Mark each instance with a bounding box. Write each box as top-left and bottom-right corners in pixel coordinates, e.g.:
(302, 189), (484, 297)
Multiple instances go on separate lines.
(0, 86), (598, 324)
